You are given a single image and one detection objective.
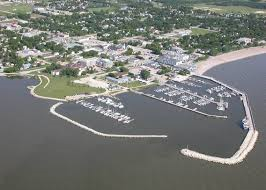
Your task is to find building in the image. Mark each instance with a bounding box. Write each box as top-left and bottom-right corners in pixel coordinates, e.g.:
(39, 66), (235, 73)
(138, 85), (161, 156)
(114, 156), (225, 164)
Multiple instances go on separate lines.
(178, 29), (192, 37)
(237, 37), (252, 45)
(21, 63), (31, 70)
(67, 61), (88, 76)
(51, 69), (61, 76)
(157, 54), (189, 67)
(96, 58), (113, 69)
(22, 30), (42, 38)
(17, 49), (43, 58)
(106, 76), (131, 84)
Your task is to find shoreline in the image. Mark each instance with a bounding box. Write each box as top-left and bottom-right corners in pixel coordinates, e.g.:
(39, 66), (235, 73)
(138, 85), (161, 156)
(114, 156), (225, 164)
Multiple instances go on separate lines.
(30, 75), (67, 102)
(195, 46), (266, 75)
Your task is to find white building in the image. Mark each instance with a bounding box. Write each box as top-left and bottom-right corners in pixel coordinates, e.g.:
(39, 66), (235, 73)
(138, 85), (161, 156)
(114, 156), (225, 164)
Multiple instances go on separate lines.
(237, 38), (252, 45)
(51, 69), (61, 76)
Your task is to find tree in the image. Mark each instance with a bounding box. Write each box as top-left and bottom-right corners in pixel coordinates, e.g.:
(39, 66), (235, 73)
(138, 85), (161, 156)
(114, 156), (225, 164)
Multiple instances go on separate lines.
(157, 66), (171, 75)
(60, 67), (79, 77)
(119, 66), (129, 73)
(108, 72), (116, 78)
(81, 50), (98, 58)
(178, 69), (190, 76)
(4, 67), (19, 73)
(145, 42), (162, 55)
(124, 47), (133, 56)
(140, 69), (150, 80)
(44, 63), (61, 73)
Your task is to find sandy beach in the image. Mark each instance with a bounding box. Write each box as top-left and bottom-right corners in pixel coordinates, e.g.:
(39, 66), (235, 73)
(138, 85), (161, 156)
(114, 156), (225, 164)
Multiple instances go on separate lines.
(195, 46), (266, 75)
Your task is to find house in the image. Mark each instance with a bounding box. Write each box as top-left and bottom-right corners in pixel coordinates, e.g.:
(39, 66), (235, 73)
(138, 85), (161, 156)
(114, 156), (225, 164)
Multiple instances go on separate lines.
(21, 63), (31, 70)
(22, 30), (42, 38)
(237, 37), (252, 45)
(108, 44), (127, 51)
(67, 61), (88, 76)
(51, 69), (61, 76)
(178, 29), (192, 37)
(106, 76), (131, 84)
(96, 58), (113, 69)
(157, 54), (189, 67)
(17, 49), (43, 58)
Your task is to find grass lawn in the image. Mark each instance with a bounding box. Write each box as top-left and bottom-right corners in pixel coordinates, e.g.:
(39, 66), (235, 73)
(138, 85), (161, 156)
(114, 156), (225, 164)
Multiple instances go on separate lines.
(194, 4), (266, 15)
(0, 3), (32, 15)
(191, 27), (212, 36)
(131, 83), (158, 91)
(35, 74), (105, 99)
(120, 81), (146, 88)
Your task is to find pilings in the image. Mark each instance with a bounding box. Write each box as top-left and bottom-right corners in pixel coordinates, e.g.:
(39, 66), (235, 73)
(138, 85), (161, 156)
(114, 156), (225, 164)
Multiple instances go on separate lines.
(50, 102), (168, 139)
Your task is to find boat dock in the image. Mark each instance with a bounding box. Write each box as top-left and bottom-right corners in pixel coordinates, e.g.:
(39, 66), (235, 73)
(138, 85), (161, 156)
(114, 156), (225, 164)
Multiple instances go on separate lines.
(166, 82), (220, 105)
(132, 90), (227, 119)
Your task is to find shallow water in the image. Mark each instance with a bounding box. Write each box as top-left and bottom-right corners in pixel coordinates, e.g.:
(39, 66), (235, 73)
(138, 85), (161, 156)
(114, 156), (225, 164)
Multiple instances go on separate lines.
(0, 54), (265, 190)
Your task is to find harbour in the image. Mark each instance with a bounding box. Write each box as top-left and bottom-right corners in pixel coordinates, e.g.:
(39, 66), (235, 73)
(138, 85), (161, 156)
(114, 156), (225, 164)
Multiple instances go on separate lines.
(0, 54), (265, 189)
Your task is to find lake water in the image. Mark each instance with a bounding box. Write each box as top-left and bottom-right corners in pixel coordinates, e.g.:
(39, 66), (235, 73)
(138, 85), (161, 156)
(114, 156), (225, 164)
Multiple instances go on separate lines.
(0, 54), (265, 190)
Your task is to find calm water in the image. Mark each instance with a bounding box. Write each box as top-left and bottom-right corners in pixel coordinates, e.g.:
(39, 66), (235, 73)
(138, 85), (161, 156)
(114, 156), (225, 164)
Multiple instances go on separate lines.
(0, 54), (265, 190)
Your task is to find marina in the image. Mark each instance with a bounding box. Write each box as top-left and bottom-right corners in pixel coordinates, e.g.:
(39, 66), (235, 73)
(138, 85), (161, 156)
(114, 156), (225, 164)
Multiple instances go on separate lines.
(138, 75), (241, 118)
(76, 99), (133, 124)
(0, 52), (265, 190)
(28, 70), (257, 165)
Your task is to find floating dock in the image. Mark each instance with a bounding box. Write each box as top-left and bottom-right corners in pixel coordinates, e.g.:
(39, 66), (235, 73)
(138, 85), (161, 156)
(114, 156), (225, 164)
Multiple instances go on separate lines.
(132, 90), (227, 119)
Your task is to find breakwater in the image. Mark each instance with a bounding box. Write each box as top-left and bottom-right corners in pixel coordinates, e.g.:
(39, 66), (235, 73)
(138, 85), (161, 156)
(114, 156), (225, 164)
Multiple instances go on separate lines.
(180, 75), (258, 165)
(181, 130), (258, 165)
(50, 102), (168, 139)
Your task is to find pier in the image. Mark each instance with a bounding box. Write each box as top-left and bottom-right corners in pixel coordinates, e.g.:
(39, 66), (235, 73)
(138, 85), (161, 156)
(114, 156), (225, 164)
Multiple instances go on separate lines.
(50, 102), (168, 139)
(132, 90), (227, 119)
(166, 83), (220, 105)
(180, 75), (258, 165)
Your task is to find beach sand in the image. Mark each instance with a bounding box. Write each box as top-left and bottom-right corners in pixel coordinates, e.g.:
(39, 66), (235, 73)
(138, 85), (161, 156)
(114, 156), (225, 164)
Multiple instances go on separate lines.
(195, 46), (266, 75)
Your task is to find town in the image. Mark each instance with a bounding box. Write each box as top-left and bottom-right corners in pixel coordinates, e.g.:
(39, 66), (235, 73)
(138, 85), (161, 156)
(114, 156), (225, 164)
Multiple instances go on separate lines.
(1, 0), (266, 99)
(0, 1), (265, 187)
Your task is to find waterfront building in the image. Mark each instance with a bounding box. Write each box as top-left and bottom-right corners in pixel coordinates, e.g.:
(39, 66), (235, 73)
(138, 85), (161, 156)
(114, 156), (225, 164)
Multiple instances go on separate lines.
(106, 76), (131, 84)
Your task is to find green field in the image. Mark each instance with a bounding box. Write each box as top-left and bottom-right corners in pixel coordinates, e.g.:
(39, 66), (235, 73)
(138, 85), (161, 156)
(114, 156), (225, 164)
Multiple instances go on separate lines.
(0, 3), (32, 16)
(191, 28), (212, 35)
(131, 83), (158, 91)
(194, 4), (266, 15)
(35, 75), (105, 99)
